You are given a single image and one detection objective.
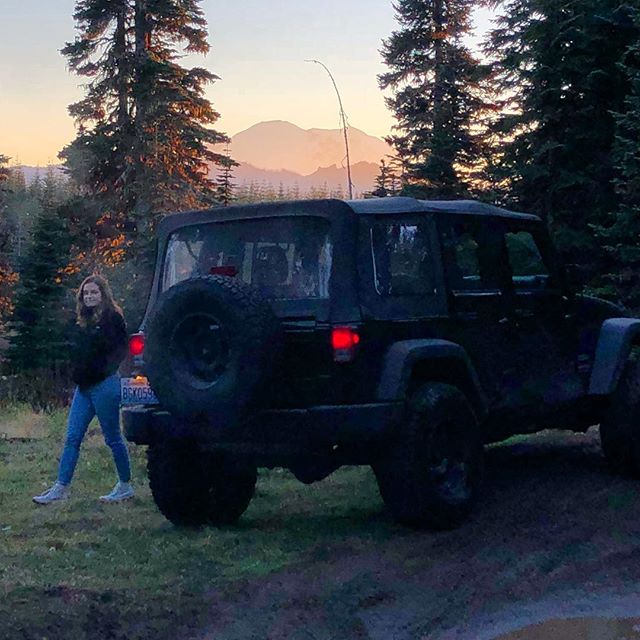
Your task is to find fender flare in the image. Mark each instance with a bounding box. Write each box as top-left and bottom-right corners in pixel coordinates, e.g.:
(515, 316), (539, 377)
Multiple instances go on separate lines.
(376, 339), (488, 416)
(589, 318), (640, 395)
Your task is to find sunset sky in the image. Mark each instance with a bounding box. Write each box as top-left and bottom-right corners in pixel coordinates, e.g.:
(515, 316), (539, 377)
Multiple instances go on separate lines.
(0, 2), (493, 167)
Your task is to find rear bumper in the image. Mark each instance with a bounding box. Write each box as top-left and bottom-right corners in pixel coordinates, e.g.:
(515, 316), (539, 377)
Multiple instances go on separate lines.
(122, 402), (403, 450)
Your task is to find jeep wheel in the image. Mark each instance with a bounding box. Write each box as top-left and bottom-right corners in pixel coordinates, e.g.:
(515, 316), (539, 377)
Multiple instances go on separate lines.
(600, 358), (640, 477)
(147, 441), (257, 526)
(145, 275), (281, 422)
(374, 383), (483, 530)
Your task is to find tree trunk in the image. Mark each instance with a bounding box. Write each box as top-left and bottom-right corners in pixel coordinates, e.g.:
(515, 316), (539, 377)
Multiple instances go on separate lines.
(133, 0), (151, 220)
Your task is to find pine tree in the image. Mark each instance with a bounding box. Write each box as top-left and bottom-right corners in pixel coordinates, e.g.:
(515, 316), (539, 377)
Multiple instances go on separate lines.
(0, 156), (17, 328)
(3, 168), (38, 261)
(7, 203), (72, 372)
(0, 155), (9, 195)
(485, 0), (638, 268)
(594, 21), (640, 310)
(368, 158), (405, 198)
(60, 0), (232, 239)
(379, 0), (492, 198)
(131, 0), (230, 223)
(60, 1), (133, 213)
(214, 146), (238, 206)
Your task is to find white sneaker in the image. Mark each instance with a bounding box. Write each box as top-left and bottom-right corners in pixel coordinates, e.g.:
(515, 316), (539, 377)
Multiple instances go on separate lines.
(33, 482), (70, 505)
(99, 482), (134, 503)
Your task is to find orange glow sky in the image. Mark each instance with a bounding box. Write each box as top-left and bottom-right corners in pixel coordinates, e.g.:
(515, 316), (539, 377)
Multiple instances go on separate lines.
(0, 2), (494, 166)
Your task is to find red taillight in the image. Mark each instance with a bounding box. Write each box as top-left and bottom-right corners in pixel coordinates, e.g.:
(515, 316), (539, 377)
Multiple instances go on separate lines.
(331, 327), (360, 363)
(129, 333), (145, 357)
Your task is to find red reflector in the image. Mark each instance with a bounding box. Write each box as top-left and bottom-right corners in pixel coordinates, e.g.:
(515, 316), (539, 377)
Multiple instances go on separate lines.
(331, 327), (360, 351)
(210, 265), (238, 277)
(129, 334), (145, 357)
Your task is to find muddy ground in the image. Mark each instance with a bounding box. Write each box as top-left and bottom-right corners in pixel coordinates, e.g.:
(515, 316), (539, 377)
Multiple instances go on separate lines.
(191, 427), (640, 640)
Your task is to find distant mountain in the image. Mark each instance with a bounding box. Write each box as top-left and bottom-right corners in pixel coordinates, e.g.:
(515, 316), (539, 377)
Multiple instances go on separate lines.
(223, 120), (393, 175)
(212, 120), (393, 195)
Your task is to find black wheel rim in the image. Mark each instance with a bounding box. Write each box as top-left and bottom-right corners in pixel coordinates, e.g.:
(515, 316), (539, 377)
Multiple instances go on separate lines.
(169, 313), (230, 388)
(425, 420), (476, 504)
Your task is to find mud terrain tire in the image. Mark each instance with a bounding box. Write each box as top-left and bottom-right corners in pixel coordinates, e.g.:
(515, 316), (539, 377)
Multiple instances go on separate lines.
(147, 441), (257, 526)
(145, 275), (281, 421)
(374, 383), (484, 530)
(600, 358), (640, 477)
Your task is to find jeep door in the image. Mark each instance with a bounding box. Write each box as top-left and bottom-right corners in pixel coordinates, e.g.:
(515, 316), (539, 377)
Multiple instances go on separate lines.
(356, 214), (448, 401)
(499, 222), (587, 414)
(440, 215), (588, 433)
(438, 214), (516, 409)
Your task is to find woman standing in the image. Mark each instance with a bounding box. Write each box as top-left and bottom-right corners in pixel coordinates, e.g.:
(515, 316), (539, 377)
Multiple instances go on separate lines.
(33, 275), (133, 504)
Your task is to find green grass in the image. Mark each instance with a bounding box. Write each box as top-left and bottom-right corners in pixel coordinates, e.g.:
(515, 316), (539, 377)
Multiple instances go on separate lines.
(0, 406), (394, 639)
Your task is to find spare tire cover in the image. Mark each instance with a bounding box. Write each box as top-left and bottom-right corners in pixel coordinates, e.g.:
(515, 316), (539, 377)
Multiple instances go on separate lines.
(145, 275), (281, 423)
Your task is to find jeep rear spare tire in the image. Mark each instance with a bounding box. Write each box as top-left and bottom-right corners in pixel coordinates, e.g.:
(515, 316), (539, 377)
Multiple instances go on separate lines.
(145, 275), (281, 422)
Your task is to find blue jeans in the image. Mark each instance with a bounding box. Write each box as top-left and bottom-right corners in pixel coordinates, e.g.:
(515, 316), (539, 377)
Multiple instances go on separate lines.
(57, 374), (131, 486)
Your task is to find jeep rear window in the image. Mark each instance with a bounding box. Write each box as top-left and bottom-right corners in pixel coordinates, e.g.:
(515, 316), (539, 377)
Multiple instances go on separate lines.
(162, 216), (332, 299)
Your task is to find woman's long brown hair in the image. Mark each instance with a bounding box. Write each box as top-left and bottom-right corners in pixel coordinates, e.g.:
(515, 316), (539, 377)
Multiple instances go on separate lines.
(76, 274), (123, 327)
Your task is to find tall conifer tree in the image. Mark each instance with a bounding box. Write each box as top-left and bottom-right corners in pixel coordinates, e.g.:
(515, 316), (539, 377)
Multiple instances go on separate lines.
(0, 155), (9, 195)
(0, 155), (16, 329)
(60, 0), (230, 237)
(379, 0), (491, 197)
(7, 204), (72, 372)
(131, 0), (229, 224)
(485, 0), (637, 266)
(595, 18), (640, 309)
(214, 147), (238, 206)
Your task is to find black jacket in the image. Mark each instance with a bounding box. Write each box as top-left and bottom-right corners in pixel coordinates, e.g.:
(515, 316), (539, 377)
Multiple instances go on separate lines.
(71, 309), (128, 389)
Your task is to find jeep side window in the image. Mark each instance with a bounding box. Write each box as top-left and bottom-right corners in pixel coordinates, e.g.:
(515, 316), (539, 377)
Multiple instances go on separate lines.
(370, 223), (435, 296)
(505, 230), (549, 290)
(442, 220), (501, 292)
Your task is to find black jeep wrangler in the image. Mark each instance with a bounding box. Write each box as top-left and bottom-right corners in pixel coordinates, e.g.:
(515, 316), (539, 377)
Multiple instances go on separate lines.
(121, 197), (640, 529)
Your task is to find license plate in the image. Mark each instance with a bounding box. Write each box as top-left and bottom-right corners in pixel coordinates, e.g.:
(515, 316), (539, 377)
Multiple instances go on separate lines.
(120, 377), (159, 405)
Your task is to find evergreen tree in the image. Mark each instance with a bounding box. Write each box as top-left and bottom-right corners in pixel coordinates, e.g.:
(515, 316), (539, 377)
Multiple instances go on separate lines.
(60, 0), (133, 215)
(0, 156), (16, 328)
(485, 0), (638, 267)
(60, 0), (231, 240)
(0, 155), (9, 196)
(594, 21), (640, 310)
(7, 203), (72, 372)
(368, 158), (404, 198)
(379, 0), (492, 198)
(28, 168), (43, 201)
(214, 146), (238, 206)
(372, 159), (392, 198)
(4, 167), (38, 261)
(131, 0), (230, 222)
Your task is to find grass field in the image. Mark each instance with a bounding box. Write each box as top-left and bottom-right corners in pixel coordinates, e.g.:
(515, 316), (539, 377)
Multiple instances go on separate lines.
(0, 405), (394, 639)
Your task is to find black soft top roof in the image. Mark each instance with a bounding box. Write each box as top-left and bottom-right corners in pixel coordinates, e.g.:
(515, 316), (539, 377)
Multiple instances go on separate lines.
(346, 196), (540, 221)
(157, 196), (540, 237)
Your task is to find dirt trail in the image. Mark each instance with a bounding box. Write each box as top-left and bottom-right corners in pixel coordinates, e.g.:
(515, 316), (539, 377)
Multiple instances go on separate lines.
(193, 428), (640, 640)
